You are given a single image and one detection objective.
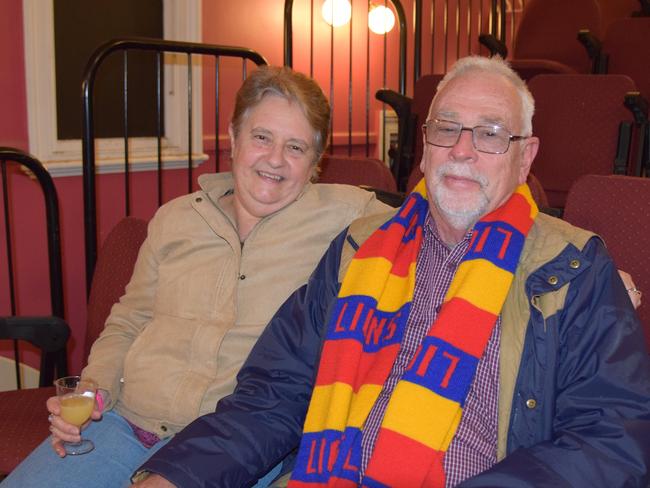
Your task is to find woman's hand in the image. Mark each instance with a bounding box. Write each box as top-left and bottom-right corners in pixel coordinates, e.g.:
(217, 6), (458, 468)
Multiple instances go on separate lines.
(46, 390), (106, 458)
(618, 270), (642, 310)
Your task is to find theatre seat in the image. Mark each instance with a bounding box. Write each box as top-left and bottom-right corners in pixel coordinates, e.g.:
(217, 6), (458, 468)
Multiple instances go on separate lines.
(563, 175), (650, 351)
(0, 217), (148, 476)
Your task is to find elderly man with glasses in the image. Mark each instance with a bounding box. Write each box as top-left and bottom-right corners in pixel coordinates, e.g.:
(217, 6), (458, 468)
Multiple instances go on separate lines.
(135, 56), (650, 488)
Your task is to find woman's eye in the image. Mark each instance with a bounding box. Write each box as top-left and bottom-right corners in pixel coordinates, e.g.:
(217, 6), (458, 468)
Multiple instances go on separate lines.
(288, 144), (305, 153)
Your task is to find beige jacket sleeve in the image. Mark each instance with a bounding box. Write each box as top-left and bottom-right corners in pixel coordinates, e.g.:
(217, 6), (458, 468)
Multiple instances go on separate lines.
(81, 216), (161, 409)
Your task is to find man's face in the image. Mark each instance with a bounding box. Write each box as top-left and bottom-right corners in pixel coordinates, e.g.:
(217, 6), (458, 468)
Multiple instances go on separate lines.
(420, 71), (539, 234)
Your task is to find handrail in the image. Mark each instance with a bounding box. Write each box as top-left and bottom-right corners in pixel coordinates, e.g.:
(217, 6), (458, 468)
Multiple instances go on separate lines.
(0, 146), (67, 386)
(0, 147), (64, 320)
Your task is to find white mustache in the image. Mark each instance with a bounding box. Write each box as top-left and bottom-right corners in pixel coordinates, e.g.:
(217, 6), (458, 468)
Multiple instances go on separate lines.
(436, 163), (488, 189)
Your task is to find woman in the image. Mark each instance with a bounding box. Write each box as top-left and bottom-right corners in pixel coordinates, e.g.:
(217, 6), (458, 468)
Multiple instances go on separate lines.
(2, 66), (389, 488)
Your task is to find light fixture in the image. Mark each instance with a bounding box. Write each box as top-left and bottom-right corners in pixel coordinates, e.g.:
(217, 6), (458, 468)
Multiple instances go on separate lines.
(321, 0), (352, 27)
(368, 4), (395, 34)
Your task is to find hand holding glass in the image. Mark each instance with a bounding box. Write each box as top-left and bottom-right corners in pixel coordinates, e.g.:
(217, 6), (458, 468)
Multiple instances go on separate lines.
(54, 376), (97, 455)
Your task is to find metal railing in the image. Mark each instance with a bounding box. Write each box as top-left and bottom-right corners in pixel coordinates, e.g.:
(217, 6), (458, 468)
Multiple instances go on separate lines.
(0, 147), (67, 387)
(81, 38), (268, 293)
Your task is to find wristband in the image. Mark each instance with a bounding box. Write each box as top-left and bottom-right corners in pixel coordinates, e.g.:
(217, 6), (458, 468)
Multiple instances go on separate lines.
(96, 390), (106, 413)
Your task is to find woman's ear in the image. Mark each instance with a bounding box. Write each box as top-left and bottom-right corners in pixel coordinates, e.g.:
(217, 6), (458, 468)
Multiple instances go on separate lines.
(228, 124), (236, 158)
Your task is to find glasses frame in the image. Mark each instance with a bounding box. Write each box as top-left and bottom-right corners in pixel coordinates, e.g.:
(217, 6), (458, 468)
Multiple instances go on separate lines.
(422, 118), (528, 154)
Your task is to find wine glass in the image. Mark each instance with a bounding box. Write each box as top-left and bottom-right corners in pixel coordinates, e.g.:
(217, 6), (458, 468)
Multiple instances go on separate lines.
(54, 376), (97, 455)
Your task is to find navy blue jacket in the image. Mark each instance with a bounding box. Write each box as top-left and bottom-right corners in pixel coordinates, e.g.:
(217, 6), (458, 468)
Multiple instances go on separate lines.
(141, 220), (650, 488)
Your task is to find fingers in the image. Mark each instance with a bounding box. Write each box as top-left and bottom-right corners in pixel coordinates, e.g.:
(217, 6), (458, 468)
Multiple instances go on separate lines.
(50, 434), (67, 458)
(90, 404), (103, 421)
(46, 395), (61, 415)
(48, 413), (81, 443)
(617, 269), (642, 310)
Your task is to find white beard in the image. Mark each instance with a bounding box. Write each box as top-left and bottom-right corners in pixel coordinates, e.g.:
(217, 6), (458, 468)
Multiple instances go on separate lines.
(432, 163), (490, 230)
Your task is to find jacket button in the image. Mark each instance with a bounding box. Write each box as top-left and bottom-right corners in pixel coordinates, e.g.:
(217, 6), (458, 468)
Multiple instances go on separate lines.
(195, 197), (203, 203)
(239, 274), (246, 280)
(161, 425), (167, 432)
(547, 275), (559, 286)
(526, 398), (537, 409)
(569, 259), (580, 269)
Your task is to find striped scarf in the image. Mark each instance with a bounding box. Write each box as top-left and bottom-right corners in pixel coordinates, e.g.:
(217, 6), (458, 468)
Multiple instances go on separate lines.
(289, 179), (538, 487)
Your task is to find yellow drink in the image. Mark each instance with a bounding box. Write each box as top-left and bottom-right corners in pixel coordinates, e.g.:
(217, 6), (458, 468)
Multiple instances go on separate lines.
(60, 394), (94, 426)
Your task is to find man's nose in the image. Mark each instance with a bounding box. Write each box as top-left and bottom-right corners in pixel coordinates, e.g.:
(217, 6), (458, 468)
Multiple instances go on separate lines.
(449, 128), (477, 161)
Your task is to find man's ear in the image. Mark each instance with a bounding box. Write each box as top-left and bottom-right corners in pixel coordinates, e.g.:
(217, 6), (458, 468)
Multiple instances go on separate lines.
(518, 136), (539, 184)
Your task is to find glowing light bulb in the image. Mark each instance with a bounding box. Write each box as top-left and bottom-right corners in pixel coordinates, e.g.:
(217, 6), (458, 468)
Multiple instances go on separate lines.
(322, 0), (352, 27)
(368, 4), (395, 34)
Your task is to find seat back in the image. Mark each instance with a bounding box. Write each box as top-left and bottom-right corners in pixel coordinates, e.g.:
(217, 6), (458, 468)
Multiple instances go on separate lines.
(563, 175), (650, 350)
(0, 147), (68, 388)
(84, 217), (149, 362)
(528, 74), (637, 208)
(513, 0), (602, 74)
(318, 155), (397, 192)
(598, 0), (646, 31)
(603, 17), (650, 102)
(412, 74), (445, 175)
(0, 215), (148, 476)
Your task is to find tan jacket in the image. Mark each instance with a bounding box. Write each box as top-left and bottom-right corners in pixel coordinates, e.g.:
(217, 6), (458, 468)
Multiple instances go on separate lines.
(82, 172), (389, 437)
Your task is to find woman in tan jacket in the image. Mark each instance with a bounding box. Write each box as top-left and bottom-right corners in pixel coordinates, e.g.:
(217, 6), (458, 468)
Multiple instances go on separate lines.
(2, 66), (389, 488)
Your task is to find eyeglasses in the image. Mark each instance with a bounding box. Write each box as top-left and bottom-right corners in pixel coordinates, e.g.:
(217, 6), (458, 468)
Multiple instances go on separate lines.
(423, 118), (528, 154)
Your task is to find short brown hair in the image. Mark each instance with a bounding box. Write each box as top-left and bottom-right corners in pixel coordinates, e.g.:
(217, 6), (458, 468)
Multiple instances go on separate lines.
(231, 66), (331, 163)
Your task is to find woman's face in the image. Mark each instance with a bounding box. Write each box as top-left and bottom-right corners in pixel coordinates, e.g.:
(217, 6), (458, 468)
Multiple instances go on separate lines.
(229, 94), (317, 221)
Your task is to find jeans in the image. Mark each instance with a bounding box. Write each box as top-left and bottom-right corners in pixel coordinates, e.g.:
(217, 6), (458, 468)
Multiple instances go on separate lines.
(1, 410), (280, 487)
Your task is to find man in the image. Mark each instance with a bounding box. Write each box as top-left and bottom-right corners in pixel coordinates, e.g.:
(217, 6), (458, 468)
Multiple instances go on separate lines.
(135, 56), (650, 487)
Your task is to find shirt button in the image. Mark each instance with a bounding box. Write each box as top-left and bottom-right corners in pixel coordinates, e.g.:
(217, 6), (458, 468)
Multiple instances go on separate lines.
(239, 274), (246, 280)
(547, 275), (559, 286)
(526, 398), (537, 409)
(195, 197), (202, 203)
(119, 377), (125, 383)
(569, 259), (580, 269)
(160, 425), (168, 432)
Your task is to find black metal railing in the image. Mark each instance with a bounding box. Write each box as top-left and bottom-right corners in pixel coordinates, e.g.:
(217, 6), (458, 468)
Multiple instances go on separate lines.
(0, 147), (68, 387)
(81, 38), (267, 294)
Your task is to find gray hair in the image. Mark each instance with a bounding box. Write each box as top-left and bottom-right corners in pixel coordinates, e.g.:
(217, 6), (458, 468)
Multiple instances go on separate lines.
(231, 66), (330, 164)
(434, 56), (535, 136)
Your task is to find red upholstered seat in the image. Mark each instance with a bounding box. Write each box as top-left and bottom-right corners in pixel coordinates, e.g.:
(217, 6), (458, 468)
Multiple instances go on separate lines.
(84, 217), (148, 366)
(0, 217), (148, 476)
(563, 175), (650, 351)
(528, 74), (637, 208)
(318, 155), (397, 192)
(601, 18), (650, 99)
(509, 0), (602, 77)
(0, 387), (56, 475)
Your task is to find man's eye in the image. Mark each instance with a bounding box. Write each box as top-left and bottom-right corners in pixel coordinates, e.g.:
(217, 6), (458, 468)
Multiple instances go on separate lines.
(253, 134), (269, 142)
(478, 128), (498, 138)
